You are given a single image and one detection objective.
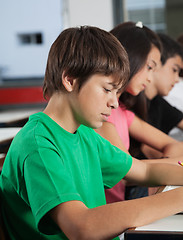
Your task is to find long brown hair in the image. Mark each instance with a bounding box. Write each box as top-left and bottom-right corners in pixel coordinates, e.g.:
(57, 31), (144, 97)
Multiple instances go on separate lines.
(110, 21), (161, 157)
(110, 21), (161, 115)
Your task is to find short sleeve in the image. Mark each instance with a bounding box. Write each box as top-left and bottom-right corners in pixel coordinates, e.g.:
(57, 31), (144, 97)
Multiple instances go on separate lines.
(93, 131), (132, 189)
(24, 149), (82, 235)
(107, 106), (135, 150)
(149, 96), (183, 134)
(125, 109), (135, 127)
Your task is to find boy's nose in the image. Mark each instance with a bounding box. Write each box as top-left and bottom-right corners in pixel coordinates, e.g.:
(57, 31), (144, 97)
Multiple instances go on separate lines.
(109, 95), (119, 109)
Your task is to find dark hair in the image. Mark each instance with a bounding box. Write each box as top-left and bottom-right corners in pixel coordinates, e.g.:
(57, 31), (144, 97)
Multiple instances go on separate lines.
(177, 34), (183, 46)
(110, 22), (161, 157)
(110, 21), (161, 111)
(43, 26), (130, 99)
(158, 33), (183, 65)
(177, 34), (183, 77)
(110, 21), (161, 83)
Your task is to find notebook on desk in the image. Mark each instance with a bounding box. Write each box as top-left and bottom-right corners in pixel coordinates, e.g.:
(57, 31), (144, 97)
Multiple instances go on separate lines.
(125, 186), (183, 240)
(157, 185), (183, 214)
(125, 215), (183, 240)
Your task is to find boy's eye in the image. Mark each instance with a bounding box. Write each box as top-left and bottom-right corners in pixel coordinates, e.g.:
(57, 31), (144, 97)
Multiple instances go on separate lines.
(104, 88), (111, 93)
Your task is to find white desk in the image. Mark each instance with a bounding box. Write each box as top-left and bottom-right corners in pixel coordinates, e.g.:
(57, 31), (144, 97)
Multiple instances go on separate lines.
(125, 214), (183, 240)
(0, 127), (21, 170)
(0, 127), (21, 144)
(0, 108), (42, 125)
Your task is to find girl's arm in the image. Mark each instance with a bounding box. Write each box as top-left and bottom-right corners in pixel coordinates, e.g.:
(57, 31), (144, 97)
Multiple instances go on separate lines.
(129, 115), (183, 160)
(96, 119), (183, 165)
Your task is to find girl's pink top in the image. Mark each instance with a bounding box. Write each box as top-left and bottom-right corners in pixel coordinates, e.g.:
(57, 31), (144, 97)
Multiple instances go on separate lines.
(105, 103), (135, 203)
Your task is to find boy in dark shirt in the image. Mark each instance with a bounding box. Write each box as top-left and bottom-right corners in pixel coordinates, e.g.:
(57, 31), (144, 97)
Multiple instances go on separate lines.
(145, 33), (183, 134)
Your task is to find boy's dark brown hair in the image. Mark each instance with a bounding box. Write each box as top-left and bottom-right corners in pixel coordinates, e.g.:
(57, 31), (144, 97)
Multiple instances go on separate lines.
(43, 26), (130, 99)
(158, 33), (183, 66)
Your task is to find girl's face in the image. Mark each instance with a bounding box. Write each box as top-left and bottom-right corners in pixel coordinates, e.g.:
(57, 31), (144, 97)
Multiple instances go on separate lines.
(126, 46), (161, 96)
(150, 55), (182, 97)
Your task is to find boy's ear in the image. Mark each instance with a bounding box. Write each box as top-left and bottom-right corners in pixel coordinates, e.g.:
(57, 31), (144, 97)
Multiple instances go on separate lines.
(62, 73), (77, 92)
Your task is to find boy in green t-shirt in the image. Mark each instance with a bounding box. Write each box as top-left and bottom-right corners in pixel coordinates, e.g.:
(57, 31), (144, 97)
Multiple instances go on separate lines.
(1, 26), (183, 240)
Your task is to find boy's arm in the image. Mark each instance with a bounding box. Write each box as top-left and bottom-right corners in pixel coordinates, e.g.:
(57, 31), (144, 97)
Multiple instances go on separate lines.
(177, 118), (183, 130)
(124, 157), (183, 186)
(49, 186), (183, 240)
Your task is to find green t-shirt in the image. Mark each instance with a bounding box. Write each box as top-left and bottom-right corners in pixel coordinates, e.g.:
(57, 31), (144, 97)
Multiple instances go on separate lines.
(0, 112), (132, 240)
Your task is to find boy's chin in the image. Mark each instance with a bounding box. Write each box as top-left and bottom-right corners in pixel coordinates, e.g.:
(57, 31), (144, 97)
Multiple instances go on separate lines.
(89, 122), (103, 129)
(164, 92), (169, 96)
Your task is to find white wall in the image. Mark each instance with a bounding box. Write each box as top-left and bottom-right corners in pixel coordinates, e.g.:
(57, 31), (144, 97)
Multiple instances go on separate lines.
(0, 0), (114, 80)
(0, 0), (62, 79)
(66, 0), (113, 31)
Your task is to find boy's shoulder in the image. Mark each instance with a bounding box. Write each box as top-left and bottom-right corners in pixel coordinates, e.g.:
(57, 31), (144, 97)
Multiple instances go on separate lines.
(16, 112), (47, 139)
(78, 124), (104, 139)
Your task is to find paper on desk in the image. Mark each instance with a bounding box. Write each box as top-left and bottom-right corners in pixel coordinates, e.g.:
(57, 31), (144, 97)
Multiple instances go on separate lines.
(135, 186), (183, 232)
(162, 185), (180, 192)
(135, 215), (183, 232)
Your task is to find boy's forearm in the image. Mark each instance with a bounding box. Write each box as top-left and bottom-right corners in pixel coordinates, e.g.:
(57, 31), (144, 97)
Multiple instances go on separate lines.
(127, 158), (183, 186)
(86, 189), (183, 238)
(51, 188), (183, 240)
(147, 162), (183, 186)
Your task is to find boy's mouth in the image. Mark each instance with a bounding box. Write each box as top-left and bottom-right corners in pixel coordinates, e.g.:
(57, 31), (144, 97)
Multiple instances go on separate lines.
(101, 113), (110, 121)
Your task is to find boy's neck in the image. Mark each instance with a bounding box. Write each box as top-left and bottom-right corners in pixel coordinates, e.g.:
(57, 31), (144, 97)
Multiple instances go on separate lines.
(43, 94), (80, 133)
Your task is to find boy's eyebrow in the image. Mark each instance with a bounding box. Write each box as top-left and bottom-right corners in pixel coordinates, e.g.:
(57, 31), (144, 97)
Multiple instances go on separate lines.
(107, 82), (123, 89)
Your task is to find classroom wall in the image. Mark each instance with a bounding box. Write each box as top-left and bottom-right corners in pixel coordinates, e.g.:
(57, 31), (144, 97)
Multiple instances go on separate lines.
(0, 0), (114, 82)
(66, 0), (113, 31)
(165, 0), (183, 38)
(0, 0), (62, 80)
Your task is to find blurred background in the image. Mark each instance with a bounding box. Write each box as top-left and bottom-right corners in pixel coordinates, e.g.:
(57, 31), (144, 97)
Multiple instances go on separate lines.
(0, 0), (183, 107)
(0, 0), (183, 166)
